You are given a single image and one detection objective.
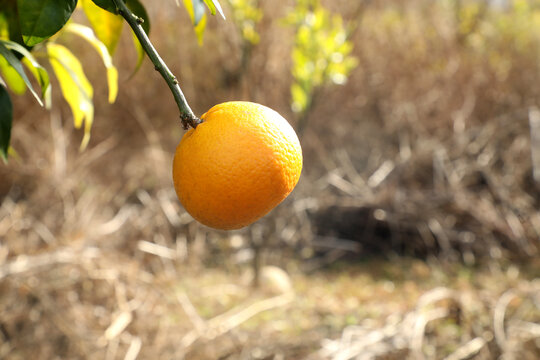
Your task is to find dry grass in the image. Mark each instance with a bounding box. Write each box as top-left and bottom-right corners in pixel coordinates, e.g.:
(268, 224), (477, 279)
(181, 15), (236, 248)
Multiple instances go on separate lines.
(1, 0), (540, 358)
(0, 240), (538, 359)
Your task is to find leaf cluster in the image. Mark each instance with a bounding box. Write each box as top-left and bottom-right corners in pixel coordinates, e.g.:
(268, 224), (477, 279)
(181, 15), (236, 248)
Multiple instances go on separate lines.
(285, 0), (357, 115)
(0, 0), (223, 161)
(228, 0), (262, 45)
(183, 0), (225, 44)
(0, 0), (141, 159)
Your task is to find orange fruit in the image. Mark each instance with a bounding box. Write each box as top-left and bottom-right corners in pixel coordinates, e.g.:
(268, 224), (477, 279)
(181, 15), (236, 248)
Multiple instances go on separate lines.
(172, 101), (303, 230)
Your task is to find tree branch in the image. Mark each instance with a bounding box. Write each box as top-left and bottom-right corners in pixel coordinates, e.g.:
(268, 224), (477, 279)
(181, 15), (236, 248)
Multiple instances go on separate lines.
(112, 0), (201, 129)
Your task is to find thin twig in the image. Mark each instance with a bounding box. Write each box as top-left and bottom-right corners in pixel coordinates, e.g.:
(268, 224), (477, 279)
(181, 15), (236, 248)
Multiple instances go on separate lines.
(443, 337), (486, 360)
(494, 290), (516, 350)
(180, 293), (294, 350)
(111, 0), (200, 129)
(0, 247), (100, 279)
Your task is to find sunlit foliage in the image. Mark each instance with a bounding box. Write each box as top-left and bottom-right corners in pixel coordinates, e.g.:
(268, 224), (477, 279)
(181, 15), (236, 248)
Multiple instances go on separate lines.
(285, 0), (357, 115)
(228, 0), (262, 45)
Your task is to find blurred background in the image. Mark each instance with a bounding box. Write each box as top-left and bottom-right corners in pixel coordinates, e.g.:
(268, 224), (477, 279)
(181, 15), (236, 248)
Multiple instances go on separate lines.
(1, 0), (539, 359)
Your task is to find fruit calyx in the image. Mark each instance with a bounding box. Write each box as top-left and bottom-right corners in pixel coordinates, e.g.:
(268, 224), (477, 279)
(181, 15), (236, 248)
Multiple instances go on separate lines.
(181, 113), (202, 130)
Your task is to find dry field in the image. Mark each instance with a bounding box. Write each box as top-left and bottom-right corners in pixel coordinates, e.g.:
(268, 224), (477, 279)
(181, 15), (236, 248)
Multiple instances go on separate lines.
(1, 1), (539, 359)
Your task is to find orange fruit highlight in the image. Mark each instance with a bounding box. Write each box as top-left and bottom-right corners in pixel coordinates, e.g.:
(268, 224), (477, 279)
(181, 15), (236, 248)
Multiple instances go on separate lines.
(172, 101), (303, 230)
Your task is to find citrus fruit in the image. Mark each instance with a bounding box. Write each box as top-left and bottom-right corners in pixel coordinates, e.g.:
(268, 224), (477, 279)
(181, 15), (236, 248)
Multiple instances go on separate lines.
(172, 101), (303, 230)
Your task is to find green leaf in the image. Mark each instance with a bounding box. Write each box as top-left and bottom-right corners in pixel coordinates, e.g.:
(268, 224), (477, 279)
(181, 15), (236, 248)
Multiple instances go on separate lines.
(127, 0), (150, 34)
(0, 55), (26, 94)
(82, 0), (124, 55)
(47, 43), (94, 150)
(91, 0), (118, 14)
(17, 0), (77, 46)
(0, 41), (42, 105)
(0, 0), (24, 44)
(63, 23), (118, 103)
(0, 11), (10, 39)
(202, 0), (215, 15)
(203, 0), (225, 19)
(22, 57), (51, 108)
(2, 39), (51, 107)
(0, 83), (12, 161)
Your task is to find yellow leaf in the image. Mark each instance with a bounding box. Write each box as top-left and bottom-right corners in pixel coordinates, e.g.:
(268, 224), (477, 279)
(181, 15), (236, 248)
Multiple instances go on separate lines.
(0, 55), (26, 95)
(82, 0), (124, 55)
(183, 0), (207, 44)
(47, 43), (94, 150)
(63, 23), (118, 104)
(183, 0), (196, 23)
(195, 13), (207, 45)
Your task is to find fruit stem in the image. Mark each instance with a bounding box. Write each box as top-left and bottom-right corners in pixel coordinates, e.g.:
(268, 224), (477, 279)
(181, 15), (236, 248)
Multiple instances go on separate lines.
(112, 0), (201, 129)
